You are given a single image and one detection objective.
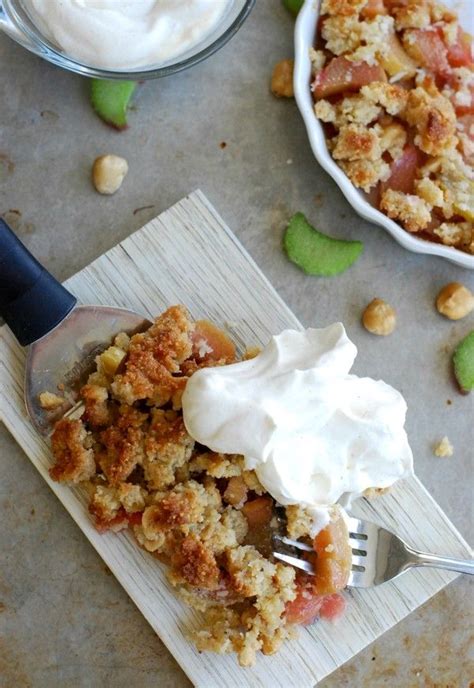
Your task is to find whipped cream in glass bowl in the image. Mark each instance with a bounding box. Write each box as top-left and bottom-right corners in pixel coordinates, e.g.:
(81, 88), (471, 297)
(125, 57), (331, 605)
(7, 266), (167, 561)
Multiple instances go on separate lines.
(182, 323), (413, 535)
(0, 0), (255, 78)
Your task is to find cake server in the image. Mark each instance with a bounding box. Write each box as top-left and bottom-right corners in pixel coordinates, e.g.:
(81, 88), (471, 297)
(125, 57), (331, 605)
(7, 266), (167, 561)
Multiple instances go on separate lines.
(0, 218), (149, 436)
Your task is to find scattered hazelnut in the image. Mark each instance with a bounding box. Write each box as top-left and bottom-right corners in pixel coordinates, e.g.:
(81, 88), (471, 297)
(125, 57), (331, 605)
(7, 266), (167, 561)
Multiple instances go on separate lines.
(436, 282), (474, 321)
(362, 298), (397, 336)
(271, 59), (294, 98)
(92, 154), (128, 195)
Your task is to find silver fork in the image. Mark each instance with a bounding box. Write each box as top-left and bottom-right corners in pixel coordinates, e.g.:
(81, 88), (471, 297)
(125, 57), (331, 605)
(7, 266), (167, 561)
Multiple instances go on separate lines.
(272, 516), (474, 587)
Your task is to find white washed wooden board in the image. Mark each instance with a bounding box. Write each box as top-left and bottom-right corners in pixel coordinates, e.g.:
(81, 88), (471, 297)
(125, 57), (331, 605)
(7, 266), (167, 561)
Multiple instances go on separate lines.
(0, 190), (471, 688)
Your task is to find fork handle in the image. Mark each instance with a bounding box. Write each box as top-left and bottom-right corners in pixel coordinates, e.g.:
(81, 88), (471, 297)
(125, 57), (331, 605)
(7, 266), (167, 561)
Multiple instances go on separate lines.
(407, 547), (474, 576)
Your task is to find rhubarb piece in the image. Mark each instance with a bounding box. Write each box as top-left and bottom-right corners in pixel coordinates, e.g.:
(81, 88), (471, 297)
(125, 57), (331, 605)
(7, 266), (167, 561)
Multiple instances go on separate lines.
(285, 576), (324, 625)
(313, 56), (387, 100)
(312, 514), (352, 594)
(285, 513), (351, 623)
(282, 0), (304, 16)
(381, 143), (421, 195)
(90, 79), (137, 130)
(319, 593), (347, 620)
(403, 28), (450, 77)
(445, 27), (472, 68)
(453, 330), (474, 392)
(192, 320), (236, 363)
(284, 212), (363, 276)
(241, 497), (273, 528)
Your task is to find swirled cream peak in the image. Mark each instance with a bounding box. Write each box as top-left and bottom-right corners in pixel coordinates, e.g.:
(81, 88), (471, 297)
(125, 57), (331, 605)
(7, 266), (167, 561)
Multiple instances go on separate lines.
(25, 0), (230, 70)
(182, 324), (413, 509)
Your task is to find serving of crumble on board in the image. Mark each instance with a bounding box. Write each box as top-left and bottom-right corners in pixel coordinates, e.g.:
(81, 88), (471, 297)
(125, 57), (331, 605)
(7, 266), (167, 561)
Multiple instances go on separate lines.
(0, 192), (471, 687)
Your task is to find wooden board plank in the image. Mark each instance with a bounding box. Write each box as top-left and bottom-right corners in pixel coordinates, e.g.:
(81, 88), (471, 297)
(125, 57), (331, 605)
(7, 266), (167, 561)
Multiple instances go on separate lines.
(0, 191), (471, 687)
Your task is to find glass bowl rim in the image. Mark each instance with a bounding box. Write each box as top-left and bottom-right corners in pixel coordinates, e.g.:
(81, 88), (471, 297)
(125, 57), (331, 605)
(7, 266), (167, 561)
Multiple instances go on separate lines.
(5, 0), (256, 80)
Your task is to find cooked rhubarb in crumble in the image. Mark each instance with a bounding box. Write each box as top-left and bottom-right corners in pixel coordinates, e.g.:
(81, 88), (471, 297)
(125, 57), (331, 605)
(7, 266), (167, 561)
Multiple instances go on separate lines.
(312, 0), (473, 255)
(48, 306), (352, 666)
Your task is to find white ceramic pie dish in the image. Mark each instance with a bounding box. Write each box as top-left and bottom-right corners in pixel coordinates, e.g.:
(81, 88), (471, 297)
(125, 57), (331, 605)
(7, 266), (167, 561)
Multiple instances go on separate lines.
(293, 0), (474, 269)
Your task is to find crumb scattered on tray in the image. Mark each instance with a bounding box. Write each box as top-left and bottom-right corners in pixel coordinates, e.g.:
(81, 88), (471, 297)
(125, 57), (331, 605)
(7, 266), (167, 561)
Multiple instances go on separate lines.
(271, 59), (294, 98)
(433, 436), (454, 457)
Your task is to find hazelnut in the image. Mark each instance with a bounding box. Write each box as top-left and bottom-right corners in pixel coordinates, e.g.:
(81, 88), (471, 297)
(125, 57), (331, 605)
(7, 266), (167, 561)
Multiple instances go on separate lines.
(92, 154), (128, 195)
(362, 298), (397, 336)
(436, 282), (474, 321)
(271, 59), (294, 98)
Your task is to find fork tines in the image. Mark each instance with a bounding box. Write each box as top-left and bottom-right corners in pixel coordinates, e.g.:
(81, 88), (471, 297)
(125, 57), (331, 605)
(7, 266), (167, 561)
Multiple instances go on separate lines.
(272, 519), (372, 582)
(271, 533), (316, 574)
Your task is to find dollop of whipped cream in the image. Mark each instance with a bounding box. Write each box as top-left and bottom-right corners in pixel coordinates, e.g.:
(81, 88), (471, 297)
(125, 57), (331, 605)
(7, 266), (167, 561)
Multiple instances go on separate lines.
(25, 0), (230, 70)
(182, 324), (413, 515)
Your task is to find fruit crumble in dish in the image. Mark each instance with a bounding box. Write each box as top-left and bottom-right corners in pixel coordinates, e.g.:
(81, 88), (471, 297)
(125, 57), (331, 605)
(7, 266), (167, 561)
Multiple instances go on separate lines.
(311, 0), (474, 255)
(48, 305), (412, 666)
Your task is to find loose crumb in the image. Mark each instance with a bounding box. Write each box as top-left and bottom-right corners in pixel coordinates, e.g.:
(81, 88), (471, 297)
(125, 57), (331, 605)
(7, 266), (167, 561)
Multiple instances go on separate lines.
(271, 59), (294, 98)
(433, 436), (454, 457)
(39, 391), (64, 410)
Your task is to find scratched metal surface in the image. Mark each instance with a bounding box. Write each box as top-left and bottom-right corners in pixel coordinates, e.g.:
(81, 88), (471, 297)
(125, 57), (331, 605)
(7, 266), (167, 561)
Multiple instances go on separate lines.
(0, 0), (473, 685)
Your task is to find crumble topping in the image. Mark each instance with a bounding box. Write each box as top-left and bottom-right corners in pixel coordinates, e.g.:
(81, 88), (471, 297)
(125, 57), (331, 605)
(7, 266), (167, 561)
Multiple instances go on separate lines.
(360, 82), (408, 116)
(380, 189), (432, 232)
(309, 47), (326, 74)
(339, 158), (391, 193)
(321, 0), (368, 17)
(48, 305), (351, 666)
(332, 123), (382, 161)
(394, 2), (431, 31)
(312, 0), (474, 254)
(38, 391), (64, 410)
(403, 84), (457, 155)
(50, 418), (95, 483)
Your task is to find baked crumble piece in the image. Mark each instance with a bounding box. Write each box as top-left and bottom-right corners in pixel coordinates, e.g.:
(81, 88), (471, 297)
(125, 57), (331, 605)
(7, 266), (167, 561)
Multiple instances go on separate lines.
(38, 391), (64, 410)
(433, 435), (454, 457)
(48, 306), (352, 666)
(50, 418), (95, 483)
(312, 0), (474, 255)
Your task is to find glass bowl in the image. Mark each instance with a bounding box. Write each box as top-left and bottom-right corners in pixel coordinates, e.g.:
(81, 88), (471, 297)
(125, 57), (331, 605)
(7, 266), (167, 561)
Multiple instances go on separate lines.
(0, 0), (255, 79)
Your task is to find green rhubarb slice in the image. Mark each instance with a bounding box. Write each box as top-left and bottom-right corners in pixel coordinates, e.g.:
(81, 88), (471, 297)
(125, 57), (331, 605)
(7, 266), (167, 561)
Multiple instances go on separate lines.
(283, 212), (363, 276)
(90, 79), (137, 130)
(453, 330), (474, 392)
(283, 0), (304, 16)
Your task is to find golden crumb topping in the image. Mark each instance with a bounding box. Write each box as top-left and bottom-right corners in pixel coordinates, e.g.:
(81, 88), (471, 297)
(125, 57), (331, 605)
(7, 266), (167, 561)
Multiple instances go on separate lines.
(48, 305), (351, 666)
(403, 85), (457, 155)
(50, 418), (96, 483)
(380, 188), (432, 232)
(313, 0), (474, 255)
